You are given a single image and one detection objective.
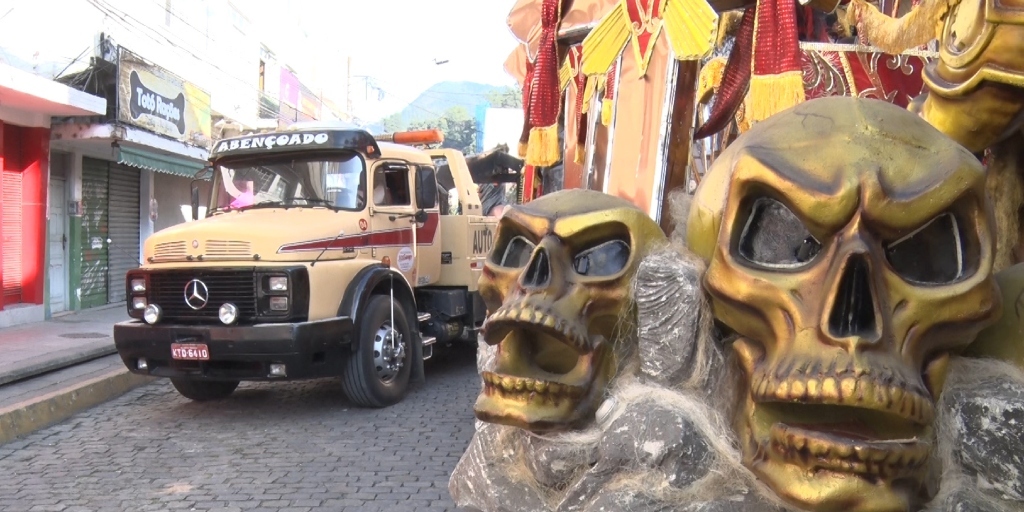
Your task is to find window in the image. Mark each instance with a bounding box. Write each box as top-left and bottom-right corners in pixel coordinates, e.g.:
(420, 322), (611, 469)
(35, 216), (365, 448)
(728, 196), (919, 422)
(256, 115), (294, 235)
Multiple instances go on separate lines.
(372, 165), (411, 206)
(258, 60), (265, 91)
(212, 152), (366, 212)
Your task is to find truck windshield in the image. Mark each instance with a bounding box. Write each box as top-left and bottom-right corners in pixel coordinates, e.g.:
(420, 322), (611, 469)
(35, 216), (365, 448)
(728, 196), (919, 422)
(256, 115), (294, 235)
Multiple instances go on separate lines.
(211, 152), (366, 212)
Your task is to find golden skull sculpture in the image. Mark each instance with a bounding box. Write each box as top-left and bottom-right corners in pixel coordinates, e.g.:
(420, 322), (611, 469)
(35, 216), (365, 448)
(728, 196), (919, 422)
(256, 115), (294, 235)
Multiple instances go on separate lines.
(920, 0), (1024, 152)
(687, 97), (1002, 512)
(475, 189), (666, 433)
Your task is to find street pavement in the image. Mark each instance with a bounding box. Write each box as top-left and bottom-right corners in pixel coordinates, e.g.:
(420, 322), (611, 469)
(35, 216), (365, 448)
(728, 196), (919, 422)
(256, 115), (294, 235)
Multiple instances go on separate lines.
(0, 349), (481, 512)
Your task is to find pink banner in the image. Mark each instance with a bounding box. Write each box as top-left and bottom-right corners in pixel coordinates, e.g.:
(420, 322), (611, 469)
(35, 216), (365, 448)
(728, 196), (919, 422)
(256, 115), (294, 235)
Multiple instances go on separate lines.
(279, 69), (300, 107)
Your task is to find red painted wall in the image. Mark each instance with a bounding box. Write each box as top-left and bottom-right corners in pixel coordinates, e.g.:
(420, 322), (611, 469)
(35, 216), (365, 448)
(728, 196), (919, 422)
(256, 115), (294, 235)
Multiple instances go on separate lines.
(20, 126), (49, 305)
(0, 120), (49, 307)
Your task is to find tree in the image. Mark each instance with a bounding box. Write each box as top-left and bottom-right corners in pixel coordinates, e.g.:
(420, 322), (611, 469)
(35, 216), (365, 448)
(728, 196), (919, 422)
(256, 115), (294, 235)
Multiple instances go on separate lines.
(381, 112), (406, 132)
(409, 106), (479, 154)
(487, 86), (522, 109)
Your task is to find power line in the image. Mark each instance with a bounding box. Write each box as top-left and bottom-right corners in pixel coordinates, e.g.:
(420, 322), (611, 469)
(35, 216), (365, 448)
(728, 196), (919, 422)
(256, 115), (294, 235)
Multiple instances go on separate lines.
(85, 0), (303, 120)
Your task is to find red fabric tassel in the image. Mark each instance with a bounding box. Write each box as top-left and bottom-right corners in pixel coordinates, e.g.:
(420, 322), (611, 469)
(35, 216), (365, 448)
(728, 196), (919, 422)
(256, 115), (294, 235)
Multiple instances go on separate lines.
(694, 7), (755, 139)
(518, 60), (535, 157)
(601, 61), (617, 126)
(525, 0), (564, 166)
(748, 0), (805, 121)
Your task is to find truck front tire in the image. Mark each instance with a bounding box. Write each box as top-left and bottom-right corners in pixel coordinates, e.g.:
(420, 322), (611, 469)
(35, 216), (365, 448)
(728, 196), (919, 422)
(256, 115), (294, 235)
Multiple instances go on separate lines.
(342, 295), (413, 407)
(170, 378), (240, 401)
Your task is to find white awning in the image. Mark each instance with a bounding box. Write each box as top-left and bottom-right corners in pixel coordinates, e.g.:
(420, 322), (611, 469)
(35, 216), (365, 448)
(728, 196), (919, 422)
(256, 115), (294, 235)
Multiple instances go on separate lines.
(0, 62), (107, 128)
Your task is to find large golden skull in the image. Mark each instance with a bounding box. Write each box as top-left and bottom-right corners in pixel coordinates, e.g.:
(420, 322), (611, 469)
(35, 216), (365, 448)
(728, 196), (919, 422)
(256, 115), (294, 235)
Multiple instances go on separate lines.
(687, 97), (1002, 511)
(920, 0), (1024, 152)
(476, 189), (666, 433)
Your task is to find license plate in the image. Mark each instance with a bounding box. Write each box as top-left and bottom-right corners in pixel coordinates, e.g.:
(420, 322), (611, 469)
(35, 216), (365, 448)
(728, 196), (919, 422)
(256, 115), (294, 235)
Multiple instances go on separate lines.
(171, 343), (210, 361)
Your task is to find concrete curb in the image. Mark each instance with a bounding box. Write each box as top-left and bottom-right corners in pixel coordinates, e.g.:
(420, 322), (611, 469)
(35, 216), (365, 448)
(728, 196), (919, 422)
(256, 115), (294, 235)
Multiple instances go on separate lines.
(0, 341), (117, 387)
(0, 368), (156, 446)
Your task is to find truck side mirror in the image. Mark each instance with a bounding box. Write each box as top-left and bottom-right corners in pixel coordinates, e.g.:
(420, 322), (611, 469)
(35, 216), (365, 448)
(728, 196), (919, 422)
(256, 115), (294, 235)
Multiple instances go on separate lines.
(415, 167), (437, 210)
(190, 182), (200, 221)
(414, 209), (428, 224)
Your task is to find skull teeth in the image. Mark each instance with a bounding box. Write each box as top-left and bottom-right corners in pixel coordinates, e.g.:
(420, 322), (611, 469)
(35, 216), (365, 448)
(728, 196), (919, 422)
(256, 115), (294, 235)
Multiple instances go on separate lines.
(769, 423), (930, 478)
(484, 305), (590, 351)
(751, 373), (935, 425)
(481, 371), (583, 398)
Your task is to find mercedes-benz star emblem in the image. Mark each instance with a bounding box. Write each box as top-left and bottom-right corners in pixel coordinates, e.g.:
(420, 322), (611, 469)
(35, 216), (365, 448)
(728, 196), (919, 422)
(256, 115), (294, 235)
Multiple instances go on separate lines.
(184, 279), (209, 310)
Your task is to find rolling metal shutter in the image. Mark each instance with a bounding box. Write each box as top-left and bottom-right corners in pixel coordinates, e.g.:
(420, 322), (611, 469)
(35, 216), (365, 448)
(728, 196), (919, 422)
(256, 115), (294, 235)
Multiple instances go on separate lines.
(80, 158), (109, 309)
(2, 169), (22, 302)
(106, 164), (140, 303)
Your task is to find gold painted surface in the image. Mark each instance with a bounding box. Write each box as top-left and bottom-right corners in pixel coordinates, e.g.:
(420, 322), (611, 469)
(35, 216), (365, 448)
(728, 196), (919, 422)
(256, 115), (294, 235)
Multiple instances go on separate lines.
(966, 262), (1024, 369)
(687, 97), (1001, 512)
(920, 0), (1024, 152)
(475, 189), (666, 432)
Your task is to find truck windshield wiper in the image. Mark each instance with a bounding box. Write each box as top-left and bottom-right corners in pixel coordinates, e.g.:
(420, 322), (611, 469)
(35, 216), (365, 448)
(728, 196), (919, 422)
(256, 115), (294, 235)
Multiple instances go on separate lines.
(296, 198), (337, 207)
(236, 200), (287, 210)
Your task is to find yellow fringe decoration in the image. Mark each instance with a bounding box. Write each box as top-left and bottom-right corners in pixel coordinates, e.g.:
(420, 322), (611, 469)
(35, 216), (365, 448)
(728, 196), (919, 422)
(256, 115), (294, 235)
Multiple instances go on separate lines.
(581, 1), (630, 77)
(559, 58), (574, 91)
(581, 77), (598, 114)
(663, 0), (719, 61)
(601, 99), (613, 126)
(747, 71), (806, 122)
(846, 0), (956, 54)
(526, 124), (561, 167)
(574, 144), (585, 164)
(518, 141), (529, 158)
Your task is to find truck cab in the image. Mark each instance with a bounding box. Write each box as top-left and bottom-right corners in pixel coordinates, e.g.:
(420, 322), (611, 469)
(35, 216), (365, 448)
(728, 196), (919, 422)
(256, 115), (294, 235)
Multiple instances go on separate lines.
(114, 123), (496, 406)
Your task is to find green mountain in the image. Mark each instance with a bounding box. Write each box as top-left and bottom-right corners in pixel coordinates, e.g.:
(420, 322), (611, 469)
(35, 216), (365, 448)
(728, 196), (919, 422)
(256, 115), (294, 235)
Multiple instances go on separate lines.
(379, 81), (514, 131)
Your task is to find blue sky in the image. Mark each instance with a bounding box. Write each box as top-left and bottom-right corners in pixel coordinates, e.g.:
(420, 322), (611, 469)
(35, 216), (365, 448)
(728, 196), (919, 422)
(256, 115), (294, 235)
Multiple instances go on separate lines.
(246, 0), (521, 121)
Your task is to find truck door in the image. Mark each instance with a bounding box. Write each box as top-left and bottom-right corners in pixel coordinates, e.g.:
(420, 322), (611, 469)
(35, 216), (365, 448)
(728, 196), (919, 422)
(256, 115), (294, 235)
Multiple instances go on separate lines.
(369, 162), (420, 285)
(412, 164), (442, 286)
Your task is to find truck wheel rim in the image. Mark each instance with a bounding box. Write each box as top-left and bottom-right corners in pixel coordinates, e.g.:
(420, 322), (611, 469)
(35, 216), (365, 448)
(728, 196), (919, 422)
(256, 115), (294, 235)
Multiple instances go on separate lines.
(373, 322), (405, 382)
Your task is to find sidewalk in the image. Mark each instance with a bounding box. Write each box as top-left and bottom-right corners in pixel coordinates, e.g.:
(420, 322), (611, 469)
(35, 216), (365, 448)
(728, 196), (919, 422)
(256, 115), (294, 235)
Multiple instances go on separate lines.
(0, 305), (156, 445)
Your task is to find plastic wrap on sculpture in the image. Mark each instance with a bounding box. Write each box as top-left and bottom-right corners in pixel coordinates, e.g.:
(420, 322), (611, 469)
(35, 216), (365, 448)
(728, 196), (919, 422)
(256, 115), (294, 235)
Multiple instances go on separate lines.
(687, 96), (1007, 511)
(472, 189), (667, 432)
(450, 98), (1024, 512)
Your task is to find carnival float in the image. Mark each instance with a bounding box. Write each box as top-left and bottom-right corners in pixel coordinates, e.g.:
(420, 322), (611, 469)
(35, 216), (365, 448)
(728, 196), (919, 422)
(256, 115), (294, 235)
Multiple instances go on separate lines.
(448, 0), (1024, 510)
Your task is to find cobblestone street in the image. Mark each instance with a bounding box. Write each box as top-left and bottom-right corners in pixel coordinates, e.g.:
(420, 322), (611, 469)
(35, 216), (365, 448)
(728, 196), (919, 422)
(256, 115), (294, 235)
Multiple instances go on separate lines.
(0, 350), (479, 512)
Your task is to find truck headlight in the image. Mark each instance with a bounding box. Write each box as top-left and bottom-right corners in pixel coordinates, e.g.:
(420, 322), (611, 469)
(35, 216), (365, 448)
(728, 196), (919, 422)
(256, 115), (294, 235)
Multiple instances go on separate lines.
(131, 278), (146, 293)
(219, 303), (239, 325)
(268, 276), (288, 292)
(144, 304), (162, 324)
(132, 296), (147, 310)
(269, 296), (289, 311)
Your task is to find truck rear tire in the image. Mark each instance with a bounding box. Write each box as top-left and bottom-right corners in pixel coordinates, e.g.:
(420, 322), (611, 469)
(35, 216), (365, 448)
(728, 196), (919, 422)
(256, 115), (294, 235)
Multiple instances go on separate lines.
(342, 295), (413, 407)
(170, 378), (239, 401)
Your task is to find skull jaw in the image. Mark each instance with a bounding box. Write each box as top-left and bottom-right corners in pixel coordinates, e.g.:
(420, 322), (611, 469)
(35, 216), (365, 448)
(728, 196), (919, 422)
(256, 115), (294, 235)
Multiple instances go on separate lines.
(732, 338), (938, 512)
(473, 332), (615, 434)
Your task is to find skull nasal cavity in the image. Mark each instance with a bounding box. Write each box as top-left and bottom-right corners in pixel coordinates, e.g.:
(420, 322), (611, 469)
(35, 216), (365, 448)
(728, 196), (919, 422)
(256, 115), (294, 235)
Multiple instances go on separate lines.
(827, 258), (878, 339)
(522, 248), (551, 288)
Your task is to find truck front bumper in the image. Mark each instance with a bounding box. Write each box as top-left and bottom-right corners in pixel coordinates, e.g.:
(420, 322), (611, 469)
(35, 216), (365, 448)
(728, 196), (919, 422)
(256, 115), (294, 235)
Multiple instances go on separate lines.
(114, 317), (354, 381)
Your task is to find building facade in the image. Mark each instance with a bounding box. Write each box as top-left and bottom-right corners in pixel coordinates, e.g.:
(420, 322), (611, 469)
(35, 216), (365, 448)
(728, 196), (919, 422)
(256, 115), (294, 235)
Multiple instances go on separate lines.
(0, 0), (344, 325)
(0, 63), (107, 325)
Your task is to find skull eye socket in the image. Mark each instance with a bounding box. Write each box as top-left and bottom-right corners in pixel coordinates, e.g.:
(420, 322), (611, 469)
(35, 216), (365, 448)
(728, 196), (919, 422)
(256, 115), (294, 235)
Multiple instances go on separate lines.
(493, 235), (536, 268)
(737, 197), (821, 269)
(573, 239), (631, 277)
(885, 213), (965, 284)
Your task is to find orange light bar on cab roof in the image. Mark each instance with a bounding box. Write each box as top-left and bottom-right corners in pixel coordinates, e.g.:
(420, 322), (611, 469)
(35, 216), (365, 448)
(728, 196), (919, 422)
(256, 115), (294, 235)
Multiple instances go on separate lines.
(375, 129), (445, 145)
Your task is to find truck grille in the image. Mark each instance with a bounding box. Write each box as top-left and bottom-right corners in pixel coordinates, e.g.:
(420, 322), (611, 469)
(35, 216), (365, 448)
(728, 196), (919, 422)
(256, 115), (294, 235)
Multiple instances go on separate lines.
(148, 270), (257, 323)
(205, 240), (252, 259)
(153, 241), (188, 261)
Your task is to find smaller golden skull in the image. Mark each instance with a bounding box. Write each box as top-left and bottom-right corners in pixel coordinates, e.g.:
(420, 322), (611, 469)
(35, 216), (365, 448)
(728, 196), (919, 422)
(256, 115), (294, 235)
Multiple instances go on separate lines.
(920, 0), (1024, 152)
(475, 189), (666, 433)
(688, 97), (1002, 512)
